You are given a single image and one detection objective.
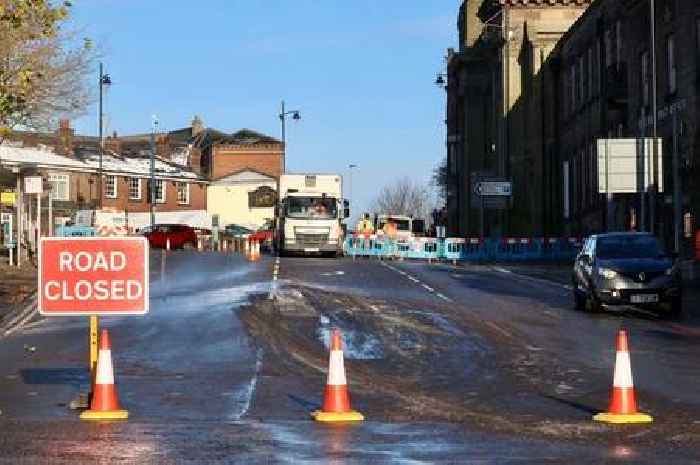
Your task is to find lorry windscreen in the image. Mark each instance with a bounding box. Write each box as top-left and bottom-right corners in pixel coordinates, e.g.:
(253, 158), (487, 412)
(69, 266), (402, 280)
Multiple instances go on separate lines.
(287, 197), (338, 219)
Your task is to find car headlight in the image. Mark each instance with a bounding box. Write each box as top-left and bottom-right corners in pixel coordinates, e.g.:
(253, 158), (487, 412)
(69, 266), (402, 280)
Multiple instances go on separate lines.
(598, 267), (618, 279)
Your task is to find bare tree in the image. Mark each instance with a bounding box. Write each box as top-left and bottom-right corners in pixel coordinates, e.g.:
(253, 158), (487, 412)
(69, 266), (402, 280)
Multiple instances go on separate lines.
(372, 177), (435, 220)
(0, 0), (94, 135)
(432, 156), (448, 204)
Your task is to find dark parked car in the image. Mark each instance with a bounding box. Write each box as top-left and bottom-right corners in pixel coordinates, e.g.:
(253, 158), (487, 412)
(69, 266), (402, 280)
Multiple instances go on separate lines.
(572, 232), (682, 315)
(142, 224), (197, 250)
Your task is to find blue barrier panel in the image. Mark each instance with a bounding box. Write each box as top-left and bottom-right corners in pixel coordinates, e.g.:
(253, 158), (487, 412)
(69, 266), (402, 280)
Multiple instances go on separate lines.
(443, 238), (464, 261)
(55, 225), (96, 237)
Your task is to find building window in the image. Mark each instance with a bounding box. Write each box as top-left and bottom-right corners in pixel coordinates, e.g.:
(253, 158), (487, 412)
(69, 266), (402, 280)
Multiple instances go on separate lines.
(563, 161), (570, 219)
(590, 143), (597, 203)
(596, 38), (602, 93)
(154, 179), (165, 203)
(667, 34), (677, 94)
(604, 28), (613, 68)
(697, 17), (700, 55)
(578, 55), (585, 104)
(176, 182), (189, 205)
(685, 213), (694, 238)
(641, 50), (650, 108)
(128, 177), (141, 200)
(48, 173), (69, 201)
(587, 47), (593, 100)
(615, 20), (622, 68)
(570, 65), (576, 111)
(104, 175), (117, 198)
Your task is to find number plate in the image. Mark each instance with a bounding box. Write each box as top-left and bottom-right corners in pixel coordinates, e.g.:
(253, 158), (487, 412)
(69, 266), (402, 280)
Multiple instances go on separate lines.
(304, 248), (320, 253)
(631, 294), (659, 304)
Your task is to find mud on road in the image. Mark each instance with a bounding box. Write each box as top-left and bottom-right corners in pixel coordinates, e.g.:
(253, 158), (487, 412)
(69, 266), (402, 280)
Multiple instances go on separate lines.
(240, 283), (700, 450)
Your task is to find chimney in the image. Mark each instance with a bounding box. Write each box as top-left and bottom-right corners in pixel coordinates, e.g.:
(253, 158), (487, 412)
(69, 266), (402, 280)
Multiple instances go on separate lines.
(156, 134), (170, 159)
(104, 131), (121, 153)
(56, 119), (74, 156)
(191, 115), (204, 137)
(189, 147), (202, 175)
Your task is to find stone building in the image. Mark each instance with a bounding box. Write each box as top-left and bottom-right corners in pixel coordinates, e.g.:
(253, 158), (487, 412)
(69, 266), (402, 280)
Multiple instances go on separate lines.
(446, 0), (699, 252)
(446, 0), (592, 237)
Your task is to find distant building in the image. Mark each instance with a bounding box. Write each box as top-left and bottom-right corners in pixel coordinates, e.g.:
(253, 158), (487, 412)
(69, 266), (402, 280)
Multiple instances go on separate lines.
(0, 116), (282, 235)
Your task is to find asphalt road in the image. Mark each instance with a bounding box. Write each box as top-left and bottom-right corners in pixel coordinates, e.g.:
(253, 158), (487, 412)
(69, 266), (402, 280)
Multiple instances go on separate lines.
(0, 251), (699, 464)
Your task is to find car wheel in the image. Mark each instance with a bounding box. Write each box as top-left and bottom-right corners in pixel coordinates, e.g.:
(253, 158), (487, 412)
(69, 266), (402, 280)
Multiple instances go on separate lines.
(585, 292), (601, 313)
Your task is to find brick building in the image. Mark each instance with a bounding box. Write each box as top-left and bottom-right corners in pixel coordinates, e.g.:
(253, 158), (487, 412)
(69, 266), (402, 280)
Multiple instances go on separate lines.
(0, 116), (282, 232)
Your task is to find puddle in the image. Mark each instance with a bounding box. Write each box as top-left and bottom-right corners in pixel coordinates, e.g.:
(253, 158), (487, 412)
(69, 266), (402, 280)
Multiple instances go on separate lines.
(317, 315), (384, 360)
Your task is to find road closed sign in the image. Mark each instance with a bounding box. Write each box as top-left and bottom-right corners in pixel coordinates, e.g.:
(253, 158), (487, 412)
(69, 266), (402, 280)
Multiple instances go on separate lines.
(38, 237), (149, 316)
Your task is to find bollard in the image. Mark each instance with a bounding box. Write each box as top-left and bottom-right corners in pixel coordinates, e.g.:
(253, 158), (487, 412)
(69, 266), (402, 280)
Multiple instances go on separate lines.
(166, 238), (171, 252)
(222, 240), (228, 253)
(197, 238), (202, 252)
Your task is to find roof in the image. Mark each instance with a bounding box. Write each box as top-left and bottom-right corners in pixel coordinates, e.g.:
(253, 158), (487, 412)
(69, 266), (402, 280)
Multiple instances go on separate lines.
(499, 0), (592, 6)
(0, 144), (205, 182)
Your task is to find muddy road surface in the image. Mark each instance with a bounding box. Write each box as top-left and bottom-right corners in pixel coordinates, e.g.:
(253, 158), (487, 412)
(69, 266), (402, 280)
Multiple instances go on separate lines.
(0, 251), (699, 464)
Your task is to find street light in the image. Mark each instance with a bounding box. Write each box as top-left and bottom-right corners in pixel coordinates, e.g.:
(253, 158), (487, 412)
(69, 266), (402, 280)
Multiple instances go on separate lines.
(97, 62), (112, 209)
(348, 164), (357, 210)
(435, 73), (447, 87)
(279, 100), (301, 173)
(150, 115), (158, 228)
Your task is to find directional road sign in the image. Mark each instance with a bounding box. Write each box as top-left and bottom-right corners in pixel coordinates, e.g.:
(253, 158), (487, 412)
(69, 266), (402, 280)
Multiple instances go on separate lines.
(38, 237), (149, 316)
(474, 181), (512, 196)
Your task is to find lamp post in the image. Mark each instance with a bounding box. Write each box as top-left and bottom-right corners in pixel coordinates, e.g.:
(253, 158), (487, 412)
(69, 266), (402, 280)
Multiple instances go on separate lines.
(97, 62), (112, 209)
(150, 115), (158, 228)
(279, 100), (301, 174)
(348, 164), (357, 208)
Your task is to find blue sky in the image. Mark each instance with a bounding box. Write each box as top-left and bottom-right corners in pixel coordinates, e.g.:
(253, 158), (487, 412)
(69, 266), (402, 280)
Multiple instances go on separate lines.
(71, 0), (460, 220)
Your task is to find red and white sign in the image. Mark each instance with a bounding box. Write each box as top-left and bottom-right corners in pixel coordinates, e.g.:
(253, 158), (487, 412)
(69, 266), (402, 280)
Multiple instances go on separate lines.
(38, 237), (149, 316)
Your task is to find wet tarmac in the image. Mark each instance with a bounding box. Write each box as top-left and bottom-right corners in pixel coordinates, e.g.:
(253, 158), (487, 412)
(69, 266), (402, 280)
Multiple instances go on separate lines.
(0, 251), (699, 463)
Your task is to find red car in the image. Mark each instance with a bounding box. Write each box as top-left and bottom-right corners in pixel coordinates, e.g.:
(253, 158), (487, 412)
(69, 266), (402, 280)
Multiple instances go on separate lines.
(142, 224), (197, 250)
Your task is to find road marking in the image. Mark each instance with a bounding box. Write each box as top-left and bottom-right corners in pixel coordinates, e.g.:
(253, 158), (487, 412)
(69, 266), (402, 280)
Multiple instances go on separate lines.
(408, 276), (420, 283)
(422, 284), (435, 293)
(231, 348), (263, 420)
(491, 266), (571, 291)
(435, 293), (452, 302)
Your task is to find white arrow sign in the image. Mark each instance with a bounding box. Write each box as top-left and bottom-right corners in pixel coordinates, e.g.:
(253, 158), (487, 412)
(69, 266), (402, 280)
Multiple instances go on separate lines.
(475, 181), (512, 197)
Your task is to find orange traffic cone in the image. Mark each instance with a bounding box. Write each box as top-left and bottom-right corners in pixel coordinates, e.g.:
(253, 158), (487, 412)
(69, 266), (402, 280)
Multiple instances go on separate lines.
(593, 330), (652, 424)
(80, 329), (128, 420)
(311, 329), (364, 422)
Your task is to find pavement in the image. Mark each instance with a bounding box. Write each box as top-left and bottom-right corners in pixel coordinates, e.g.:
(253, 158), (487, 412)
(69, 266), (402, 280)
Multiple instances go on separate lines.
(1, 251), (700, 463)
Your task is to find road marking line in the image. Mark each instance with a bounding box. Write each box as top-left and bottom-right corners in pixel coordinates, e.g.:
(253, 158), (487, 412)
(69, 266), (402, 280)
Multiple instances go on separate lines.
(408, 276), (420, 283)
(231, 348), (263, 420)
(436, 293), (452, 302)
(492, 266), (570, 291)
(422, 284), (435, 293)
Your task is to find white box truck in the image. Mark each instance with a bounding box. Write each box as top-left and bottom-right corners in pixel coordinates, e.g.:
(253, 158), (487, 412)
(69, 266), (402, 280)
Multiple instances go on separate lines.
(275, 174), (349, 257)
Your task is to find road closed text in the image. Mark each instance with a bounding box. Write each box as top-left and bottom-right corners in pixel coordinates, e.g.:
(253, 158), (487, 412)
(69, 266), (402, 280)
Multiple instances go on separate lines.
(39, 238), (149, 315)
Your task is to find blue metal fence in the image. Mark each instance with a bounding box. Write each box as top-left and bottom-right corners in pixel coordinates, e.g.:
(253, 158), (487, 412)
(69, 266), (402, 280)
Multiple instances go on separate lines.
(344, 235), (580, 263)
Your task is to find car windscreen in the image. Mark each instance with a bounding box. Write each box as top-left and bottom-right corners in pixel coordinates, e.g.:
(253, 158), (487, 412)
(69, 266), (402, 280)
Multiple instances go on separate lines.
(286, 197), (337, 219)
(596, 235), (664, 259)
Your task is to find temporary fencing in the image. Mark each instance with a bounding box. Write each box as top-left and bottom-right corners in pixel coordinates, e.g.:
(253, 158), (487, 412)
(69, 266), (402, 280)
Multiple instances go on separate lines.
(344, 235), (582, 263)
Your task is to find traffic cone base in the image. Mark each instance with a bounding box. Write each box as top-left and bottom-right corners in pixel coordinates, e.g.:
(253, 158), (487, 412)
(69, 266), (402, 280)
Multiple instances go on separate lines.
(311, 409), (364, 422)
(593, 412), (653, 424)
(593, 330), (653, 425)
(80, 409), (129, 420)
(80, 329), (128, 421)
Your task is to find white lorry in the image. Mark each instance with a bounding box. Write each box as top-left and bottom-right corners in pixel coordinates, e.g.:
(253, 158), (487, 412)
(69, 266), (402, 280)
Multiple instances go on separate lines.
(275, 174), (349, 257)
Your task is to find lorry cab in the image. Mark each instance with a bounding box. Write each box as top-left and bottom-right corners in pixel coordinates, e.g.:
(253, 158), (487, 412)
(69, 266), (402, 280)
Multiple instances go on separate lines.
(276, 174), (348, 257)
